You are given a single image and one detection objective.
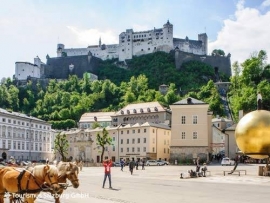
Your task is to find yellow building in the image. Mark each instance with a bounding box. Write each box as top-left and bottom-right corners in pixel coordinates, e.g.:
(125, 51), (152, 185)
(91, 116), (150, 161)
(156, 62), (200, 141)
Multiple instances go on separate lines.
(169, 97), (212, 162)
(85, 122), (171, 163)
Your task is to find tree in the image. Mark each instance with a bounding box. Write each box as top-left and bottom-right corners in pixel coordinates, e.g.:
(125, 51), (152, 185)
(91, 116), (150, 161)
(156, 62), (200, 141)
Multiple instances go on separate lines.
(92, 122), (101, 129)
(96, 128), (112, 162)
(54, 132), (69, 161)
(211, 49), (225, 56)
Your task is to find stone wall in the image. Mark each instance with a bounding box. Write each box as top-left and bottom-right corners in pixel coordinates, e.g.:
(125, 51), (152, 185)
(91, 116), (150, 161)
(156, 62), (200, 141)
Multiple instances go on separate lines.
(170, 146), (208, 162)
(175, 50), (232, 77)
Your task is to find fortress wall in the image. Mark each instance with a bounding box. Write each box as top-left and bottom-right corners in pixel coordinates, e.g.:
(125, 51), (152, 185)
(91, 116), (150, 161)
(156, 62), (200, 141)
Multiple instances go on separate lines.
(175, 51), (231, 77)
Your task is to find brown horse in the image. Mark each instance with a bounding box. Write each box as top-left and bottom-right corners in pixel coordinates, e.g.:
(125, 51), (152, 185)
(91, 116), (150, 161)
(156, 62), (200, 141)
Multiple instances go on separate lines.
(51, 162), (80, 203)
(0, 164), (60, 203)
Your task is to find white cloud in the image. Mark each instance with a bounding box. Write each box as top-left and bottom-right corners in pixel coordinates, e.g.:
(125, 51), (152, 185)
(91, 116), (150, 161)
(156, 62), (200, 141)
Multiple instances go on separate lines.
(262, 0), (270, 7)
(66, 26), (118, 46)
(209, 0), (270, 65)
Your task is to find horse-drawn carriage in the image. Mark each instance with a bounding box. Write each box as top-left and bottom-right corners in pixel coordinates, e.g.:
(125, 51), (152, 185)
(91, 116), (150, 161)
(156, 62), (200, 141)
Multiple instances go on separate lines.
(0, 162), (79, 203)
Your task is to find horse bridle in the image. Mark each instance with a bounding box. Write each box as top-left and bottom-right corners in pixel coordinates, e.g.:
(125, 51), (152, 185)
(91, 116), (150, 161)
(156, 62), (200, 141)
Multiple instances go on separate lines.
(45, 172), (58, 186)
(67, 171), (79, 184)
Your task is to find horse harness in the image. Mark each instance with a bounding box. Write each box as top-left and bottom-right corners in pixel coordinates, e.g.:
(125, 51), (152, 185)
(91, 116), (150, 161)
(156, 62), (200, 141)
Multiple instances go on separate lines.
(16, 168), (57, 194)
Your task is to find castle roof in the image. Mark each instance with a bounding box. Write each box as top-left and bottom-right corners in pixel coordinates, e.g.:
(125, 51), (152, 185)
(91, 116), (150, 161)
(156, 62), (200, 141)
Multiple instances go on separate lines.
(113, 101), (167, 116)
(172, 97), (207, 105)
(79, 112), (115, 123)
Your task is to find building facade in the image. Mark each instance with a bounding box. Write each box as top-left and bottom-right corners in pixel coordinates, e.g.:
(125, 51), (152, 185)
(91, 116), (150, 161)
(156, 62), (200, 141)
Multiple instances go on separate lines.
(111, 101), (171, 127)
(0, 108), (53, 162)
(85, 122), (171, 163)
(169, 97), (213, 162)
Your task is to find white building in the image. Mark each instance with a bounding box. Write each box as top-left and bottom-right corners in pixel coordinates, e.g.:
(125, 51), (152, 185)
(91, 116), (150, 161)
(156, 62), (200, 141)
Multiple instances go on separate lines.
(0, 108), (54, 162)
(57, 20), (208, 62)
(15, 56), (44, 80)
(79, 111), (115, 129)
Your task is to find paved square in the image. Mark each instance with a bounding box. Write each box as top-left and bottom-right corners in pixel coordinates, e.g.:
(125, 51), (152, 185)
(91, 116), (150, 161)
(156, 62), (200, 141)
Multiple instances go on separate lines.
(5, 164), (270, 203)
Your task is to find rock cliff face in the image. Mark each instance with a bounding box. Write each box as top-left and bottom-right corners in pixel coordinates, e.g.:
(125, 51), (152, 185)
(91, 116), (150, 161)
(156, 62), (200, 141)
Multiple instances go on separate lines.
(175, 50), (231, 77)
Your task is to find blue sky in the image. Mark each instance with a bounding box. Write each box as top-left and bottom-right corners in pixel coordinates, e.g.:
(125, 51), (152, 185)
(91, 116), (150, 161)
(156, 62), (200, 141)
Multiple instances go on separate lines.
(1, 0), (270, 79)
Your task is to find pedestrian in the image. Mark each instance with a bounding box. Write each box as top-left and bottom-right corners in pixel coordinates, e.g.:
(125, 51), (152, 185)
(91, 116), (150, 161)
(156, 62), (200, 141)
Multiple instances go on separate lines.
(129, 158), (135, 175)
(136, 160), (139, 170)
(46, 158), (49, 164)
(196, 157), (200, 172)
(102, 159), (113, 189)
(142, 160), (145, 170)
(120, 159), (125, 171)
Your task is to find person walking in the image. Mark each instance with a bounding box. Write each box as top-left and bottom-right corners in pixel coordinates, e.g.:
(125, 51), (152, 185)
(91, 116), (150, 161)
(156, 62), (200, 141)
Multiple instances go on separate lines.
(196, 157), (200, 173)
(120, 159), (125, 171)
(142, 160), (145, 170)
(129, 158), (135, 175)
(102, 159), (113, 189)
(136, 160), (139, 170)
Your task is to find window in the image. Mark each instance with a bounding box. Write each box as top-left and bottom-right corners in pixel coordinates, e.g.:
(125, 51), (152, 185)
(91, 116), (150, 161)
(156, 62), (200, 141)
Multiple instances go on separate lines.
(132, 130), (135, 134)
(143, 147), (146, 152)
(113, 137), (115, 141)
(182, 132), (186, 139)
(113, 146), (115, 151)
(137, 147), (140, 152)
(121, 131), (123, 134)
(22, 142), (25, 150)
(143, 138), (146, 143)
(121, 148), (123, 152)
(193, 132), (198, 139)
(164, 148), (166, 153)
(181, 116), (186, 124)
(13, 141), (16, 149)
(144, 129), (146, 133)
(127, 130), (129, 134)
(137, 138), (140, 144)
(152, 147), (155, 152)
(127, 139), (129, 144)
(132, 147), (135, 152)
(2, 118), (6, 122)
(2, 140), (6, 149)
(193, 115), (198, 124)
(152, 129), (155, 133)
(18, 142), (21, 150)
(121, 139), (123, 144)
(8, 119), (11, 123)
(152, 138), (155, 144)
(138, 129), (140, 133)
(127, 148), (129, 152)
(132, 139), (135, 144)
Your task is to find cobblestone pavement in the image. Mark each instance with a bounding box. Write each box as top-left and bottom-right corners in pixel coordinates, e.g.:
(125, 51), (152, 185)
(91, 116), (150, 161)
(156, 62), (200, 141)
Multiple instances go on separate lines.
(4, 163), (270, 203)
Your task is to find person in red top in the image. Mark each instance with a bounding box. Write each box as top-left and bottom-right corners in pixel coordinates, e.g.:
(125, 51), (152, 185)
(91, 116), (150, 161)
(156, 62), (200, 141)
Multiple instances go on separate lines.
(102, 159), (113, 189)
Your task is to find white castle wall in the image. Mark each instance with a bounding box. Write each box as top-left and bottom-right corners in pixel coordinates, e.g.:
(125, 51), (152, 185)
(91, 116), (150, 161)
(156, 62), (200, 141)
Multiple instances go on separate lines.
(57, 42), (119, 60)
(15, 62), (40, 80)
(56, 21), (207, 62)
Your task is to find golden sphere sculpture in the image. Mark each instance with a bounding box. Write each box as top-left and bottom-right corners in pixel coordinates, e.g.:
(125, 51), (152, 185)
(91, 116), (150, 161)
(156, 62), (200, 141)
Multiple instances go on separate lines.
(235, 110), (270, 159)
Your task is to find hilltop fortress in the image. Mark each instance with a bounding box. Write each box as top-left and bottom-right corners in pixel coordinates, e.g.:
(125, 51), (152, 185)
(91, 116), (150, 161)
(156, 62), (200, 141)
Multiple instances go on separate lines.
(14, 20), (231, 83)
(57, 20), (208, 62)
